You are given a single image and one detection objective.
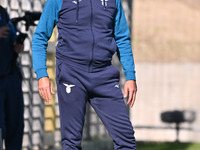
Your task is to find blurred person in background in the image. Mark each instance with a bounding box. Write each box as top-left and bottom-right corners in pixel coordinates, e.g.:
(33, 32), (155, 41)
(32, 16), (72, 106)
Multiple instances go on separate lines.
(0, 5), (24, 150)
(32, 0), (137, 149)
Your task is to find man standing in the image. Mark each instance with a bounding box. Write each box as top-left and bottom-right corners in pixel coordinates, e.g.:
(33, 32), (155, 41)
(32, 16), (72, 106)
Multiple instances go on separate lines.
(32, 0), (137, 149)
(0, 5), (24, 150)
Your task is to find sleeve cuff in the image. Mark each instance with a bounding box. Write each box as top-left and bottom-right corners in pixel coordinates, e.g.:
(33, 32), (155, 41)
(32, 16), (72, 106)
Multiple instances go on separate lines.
(35, 69), (49, 80)
(125, 71), (136, 81)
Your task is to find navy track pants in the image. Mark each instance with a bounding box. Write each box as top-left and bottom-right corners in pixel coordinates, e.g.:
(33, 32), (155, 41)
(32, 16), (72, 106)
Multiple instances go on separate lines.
(0, 70), (24, 150)
(56, 60), (136, 150)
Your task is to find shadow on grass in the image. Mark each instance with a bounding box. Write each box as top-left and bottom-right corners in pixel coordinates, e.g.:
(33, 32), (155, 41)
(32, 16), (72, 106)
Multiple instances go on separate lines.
(137, 142), (200, 150)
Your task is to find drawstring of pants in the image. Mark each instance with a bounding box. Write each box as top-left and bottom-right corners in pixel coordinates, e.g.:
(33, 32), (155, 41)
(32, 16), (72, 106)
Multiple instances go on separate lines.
(76, 0), (79, 23)
(103, 0), (106, 10)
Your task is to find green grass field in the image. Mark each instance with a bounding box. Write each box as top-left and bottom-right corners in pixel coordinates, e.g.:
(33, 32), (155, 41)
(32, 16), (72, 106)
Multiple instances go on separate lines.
(136, 142), (200, 150)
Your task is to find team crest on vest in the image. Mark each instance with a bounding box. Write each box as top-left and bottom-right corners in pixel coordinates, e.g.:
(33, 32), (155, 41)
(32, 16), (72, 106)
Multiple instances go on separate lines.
(72, 0), (82, 4)
(100, 0), (109, 6)
(63, 83), (75, 94)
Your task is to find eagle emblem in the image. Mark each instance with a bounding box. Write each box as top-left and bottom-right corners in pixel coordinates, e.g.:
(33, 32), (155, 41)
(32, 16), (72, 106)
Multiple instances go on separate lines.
(63, 83), (75, 94)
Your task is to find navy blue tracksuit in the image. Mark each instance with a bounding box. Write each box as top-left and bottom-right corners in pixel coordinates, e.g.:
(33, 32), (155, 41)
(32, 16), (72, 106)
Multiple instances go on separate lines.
(0, 6), (24, 150)
(32, 0), (137, 149)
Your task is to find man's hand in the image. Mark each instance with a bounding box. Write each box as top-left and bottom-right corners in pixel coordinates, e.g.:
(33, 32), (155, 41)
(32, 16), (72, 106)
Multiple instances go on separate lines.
(0, 26), (10, 39)
(123, 80), (137, 107)
(13, 41), (24, 53)
(38, 77), (55, 103)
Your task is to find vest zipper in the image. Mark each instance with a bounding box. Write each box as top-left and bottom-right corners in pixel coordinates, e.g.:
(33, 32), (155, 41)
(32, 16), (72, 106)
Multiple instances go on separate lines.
(88, 0), (95, 73)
